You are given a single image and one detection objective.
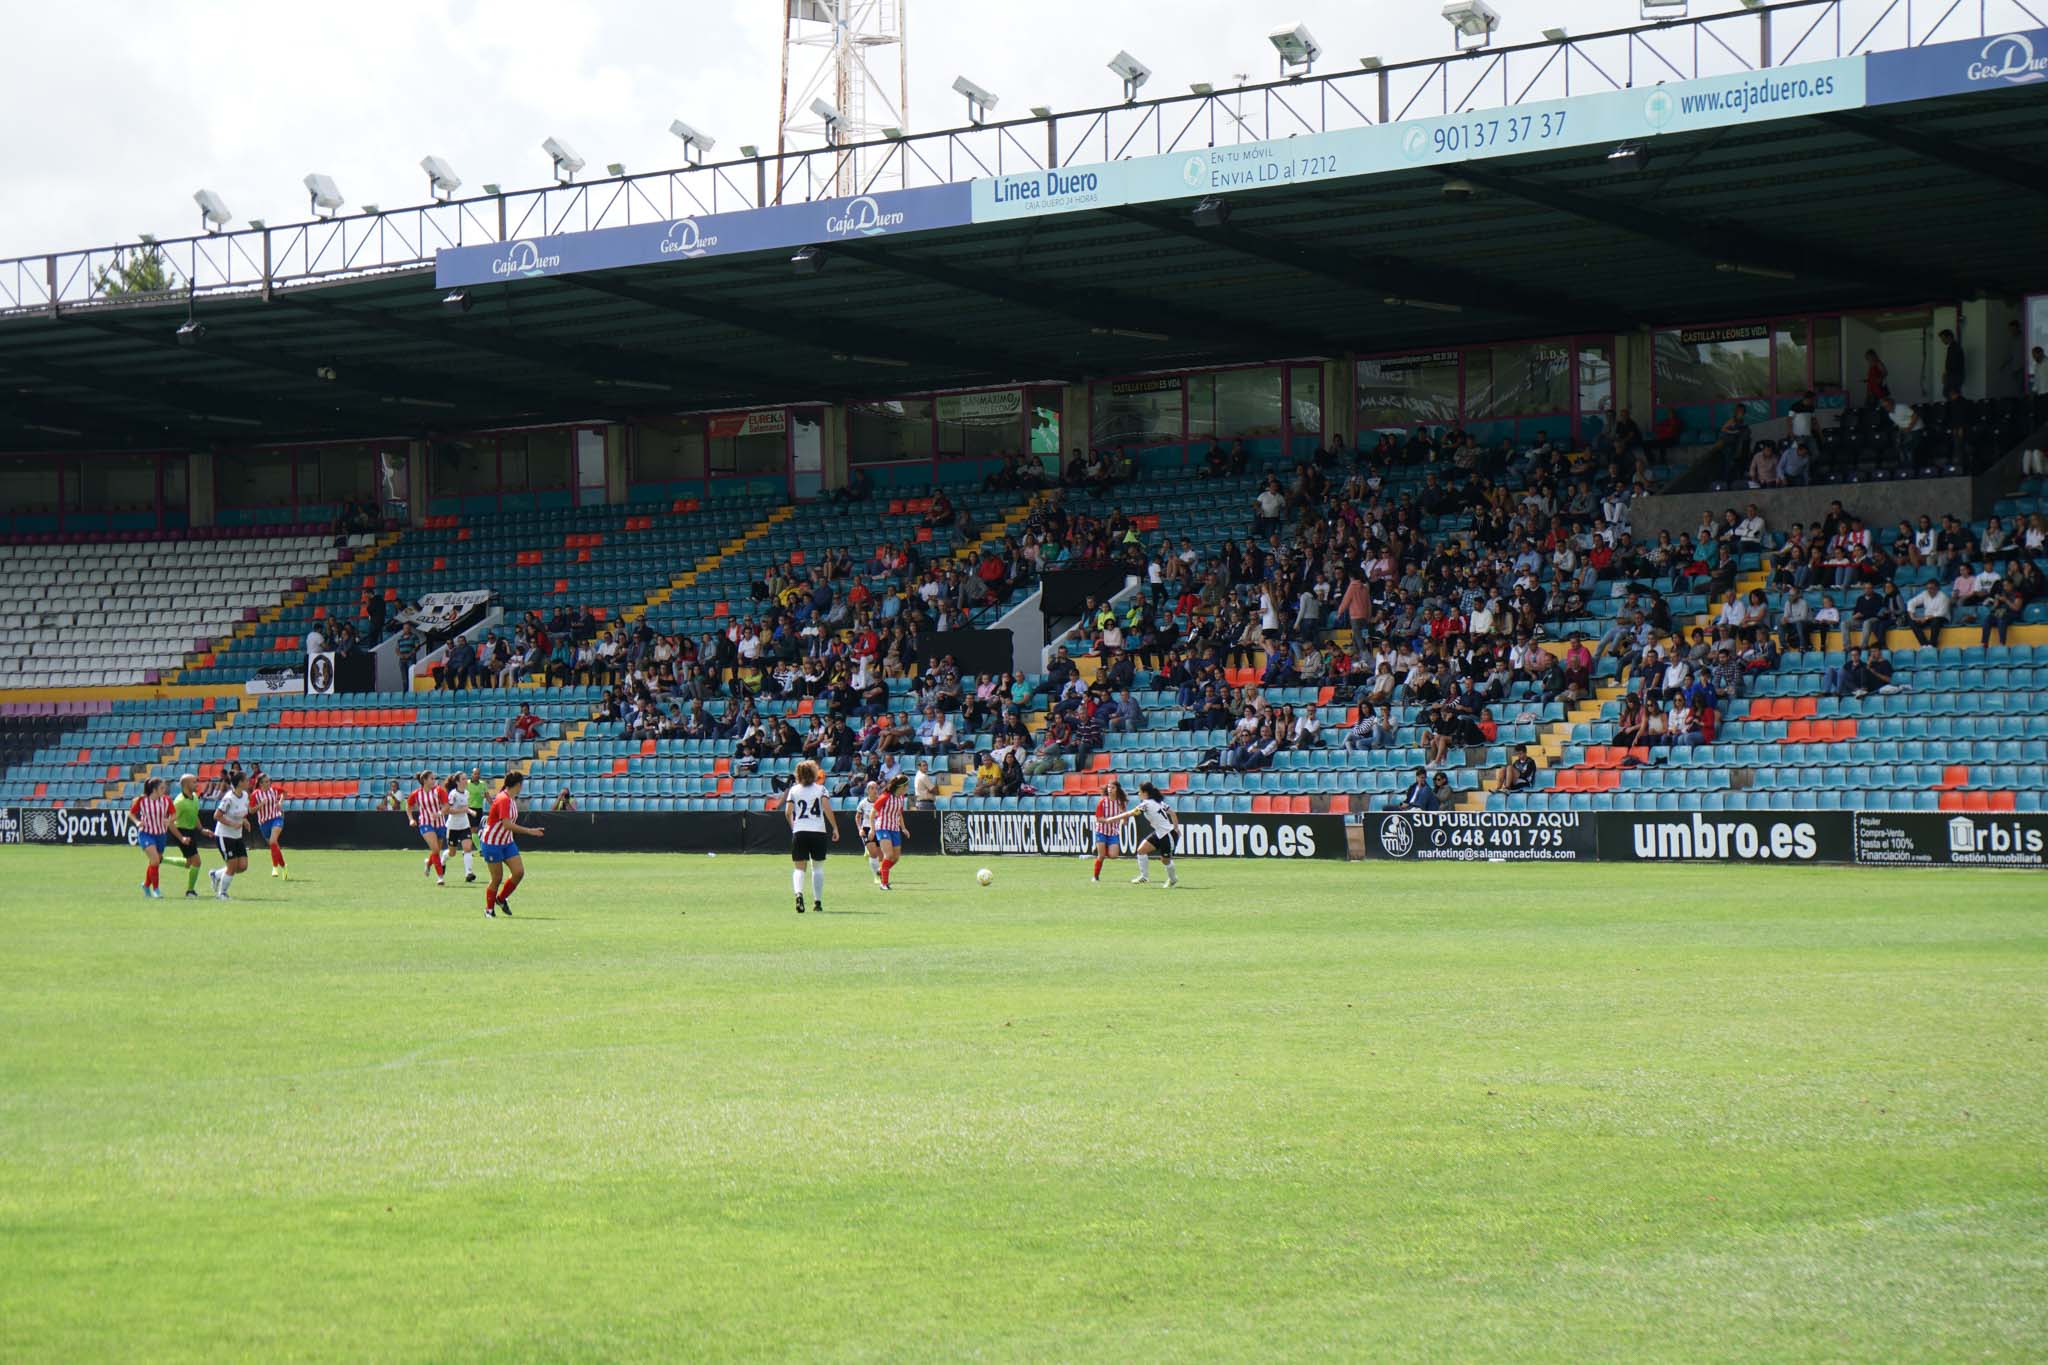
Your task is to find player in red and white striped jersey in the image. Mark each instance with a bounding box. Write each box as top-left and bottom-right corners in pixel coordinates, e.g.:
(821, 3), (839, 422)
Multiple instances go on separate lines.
(130, 778), (174, 899)
(480, 770), (544, 917)
(249, 772), (289, 880)
(871, 774), (909, 891)
(408, 770), (450, 885)
(1091, 779), (1128, 884)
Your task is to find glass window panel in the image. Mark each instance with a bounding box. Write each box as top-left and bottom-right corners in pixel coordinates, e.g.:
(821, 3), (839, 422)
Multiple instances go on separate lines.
(317, 445), (377, 503)
(1289, 366), (1322, 434)
(1653, 326), (1772, 404)
(428, 439), (493, 495)
(0, 456), (61, 512)
(74, 455), (156, 511)
(1773, 320), (1810, 395)
(1577, 341), (1615, 420)
(1354, 354), (1459, 429)
(1214, 369), (1283, 437)
(162, 455), (188, 512)
(1028, 386), (1062, 456)
(711, 430), (785, 474)
(220, 451), (296, 506)
(632, 417), (705, 482)
(937, 390), (1024, 457)
(527, 429), (572, 488)
(1811, 318), (1844, 395)
(500, 435), (528, 491)
(296, 451), (320, 503)
(1472, 342), (1570, 417)
(848, 399), (932, 465)
(1092, 379), (1182, 447)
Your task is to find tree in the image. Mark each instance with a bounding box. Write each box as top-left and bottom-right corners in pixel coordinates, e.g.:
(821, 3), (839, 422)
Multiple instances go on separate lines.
(94, 248), (177, 297)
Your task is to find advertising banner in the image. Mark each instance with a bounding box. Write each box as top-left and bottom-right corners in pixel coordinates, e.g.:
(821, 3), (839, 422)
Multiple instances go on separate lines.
(1853, 810), (2048, 868)
(435, 183), (973, 288)
(1865, 28), (2048, 105)
(936, 807), (1345, 860)
(4, 806), (146, 846)
(305, 652), (337, 695)
(708, 410), (787, 439)
(974, 57), (1864, 227)
(246, 665), (307, 696)
(1360, 809), (1594, 862)
(1597, 810), (1849, 864)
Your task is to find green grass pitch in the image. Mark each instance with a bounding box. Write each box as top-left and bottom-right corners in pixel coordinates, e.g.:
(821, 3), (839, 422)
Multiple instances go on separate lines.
(1, 847), (2043, 1361)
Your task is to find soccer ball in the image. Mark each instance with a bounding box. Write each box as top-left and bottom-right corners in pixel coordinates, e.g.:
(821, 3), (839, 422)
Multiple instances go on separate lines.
(976, 868), (994, 886)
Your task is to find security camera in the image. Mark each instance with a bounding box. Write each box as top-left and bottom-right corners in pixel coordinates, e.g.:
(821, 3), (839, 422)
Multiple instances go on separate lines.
(951, 76), (999, 112)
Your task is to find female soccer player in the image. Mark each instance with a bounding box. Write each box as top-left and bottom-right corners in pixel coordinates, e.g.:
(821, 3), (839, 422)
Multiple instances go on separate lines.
(169, 772), (206, 897)
(872, 774), (908, 891)
(1091, 778), (1128, 883)
(130, 777), (174, 899)
(784, 759), (840, 914)
(209, 772), (253, 900)
(408, 769), (449, 885)
(249, 771), (288, 879)
(480, 771), (544, 917)
(854, 779), (882, 885)
(442, 772), (478, 883)
(1109, 780), (1180, 888)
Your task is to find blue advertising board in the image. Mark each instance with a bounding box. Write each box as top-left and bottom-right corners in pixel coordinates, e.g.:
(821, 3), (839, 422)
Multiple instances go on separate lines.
(1865, 27), (2048, 104)
(435, 182), (971, 288)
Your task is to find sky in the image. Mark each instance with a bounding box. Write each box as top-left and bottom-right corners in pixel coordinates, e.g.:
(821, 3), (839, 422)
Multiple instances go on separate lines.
(0, 0), (1765, 259)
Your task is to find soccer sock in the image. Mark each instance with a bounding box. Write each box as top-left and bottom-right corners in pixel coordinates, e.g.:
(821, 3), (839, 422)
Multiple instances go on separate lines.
(144, 864), (157, 890)
(879, 860), (891, 887)
(793, 867), (807, 896)
(271, 846), (284, 868)
(1136, 852), (1149, 878)
(219, 871), (233, 894)
(463, 851), (474, 877)
(430, 852), (443, 876)
(501, 873), (522, 900)
(1093, 854), (1104, 877)
(868, 855), (880, 874)
(187, 861), (202, 893)
(485, 881), (497, 909)
(811, 866), (825, 901)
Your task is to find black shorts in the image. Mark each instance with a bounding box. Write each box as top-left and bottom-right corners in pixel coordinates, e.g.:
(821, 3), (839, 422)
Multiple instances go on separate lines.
(217, 835), (248, 862)
(173, 829), (200, 859)
(790, 830), (831, 862)
(1144, 831), (1176, 857)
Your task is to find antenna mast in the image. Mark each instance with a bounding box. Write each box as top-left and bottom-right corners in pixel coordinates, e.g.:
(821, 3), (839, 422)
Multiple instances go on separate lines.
(778, 0), (909, 200)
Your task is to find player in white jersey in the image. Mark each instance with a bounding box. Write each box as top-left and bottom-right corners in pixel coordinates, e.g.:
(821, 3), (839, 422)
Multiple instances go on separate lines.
(441, 772), (478, 883)
(784, 759), (841, 915)
(208, 773), (254, 900)
(854, 780), (882, 885)
(1109, 780), (1180, 888)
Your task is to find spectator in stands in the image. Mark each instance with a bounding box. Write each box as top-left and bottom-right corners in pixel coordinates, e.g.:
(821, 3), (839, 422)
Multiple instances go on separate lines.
(916, 706), (958, 757)
(1906, 578), (1952, 646)
(1939, 327), (1965, 399)
(1863, 349), (1889, 407)
(495, 703), (544, 746)
(1849, 584), (1889, 649)
(1824, 647), (1870, 698)
(441, 634), (478, 690)
(305, 621), (328, 658)
(1346, 705), (1396, 752)
(1778, 438), (1810, 485)
(1983, 580), (2025, 646)
(1778, 586), (1814, 652)
(1890, 398), (1925, 465)
(1708, 410), (1750, 481)
(1952, 560), (1995, 617)
(553, 787), (576, 812)
(1746, 440), (1782, 488)
(1492, 744), (1535, 795)
(1394, 768), (1438, 812)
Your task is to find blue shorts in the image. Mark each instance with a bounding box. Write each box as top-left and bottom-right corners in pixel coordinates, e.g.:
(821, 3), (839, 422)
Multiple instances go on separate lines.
(481, 841), (519, 865)
(420, 825), (445, 841)
(138, 832), (167, 852)
(259, 818), (283, 840)
(1094, 831), (1120, 848)
(876, 829), (902, 847)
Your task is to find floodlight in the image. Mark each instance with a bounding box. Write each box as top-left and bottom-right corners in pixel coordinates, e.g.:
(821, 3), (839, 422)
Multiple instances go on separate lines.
(1639, 0), (1688, 16)
(1109, 51), (1151, 101)
(138, 233), (157, 244)
(792, 246), (824, 276)
(953, 75), (999, 124)
(247, 219), (266, 230)
(739, 143), (761, 158)
(1441, 178), (1476, 199)
(421, 155), (461, 201)
(669, 119), (716, 164)
(1359, 56), (1383, 70)
(882, 127), (906, 139)
(1608, 142), (1650, 172)
(1739, 0), (1764, 8)
(175, 318), (206, 342)
(1190, 82), (1215, 95)
(1268, 23), (1322, 76)
(303, 173), (343, 218)
(1190, 196), (1230, 229)
(481, 183), (502, 195)
(360, 203), (380, 215)
(605, 163), (626, 177)
(543, 136), (585, 183)
(1029, 105), (1054, 119)
(443, 290), (472, 313)
(1441, 0), (1500, 49)
(1542, 26), (1568, 40)
(811, 97), (842, 127)
(193, 189), (232, 233)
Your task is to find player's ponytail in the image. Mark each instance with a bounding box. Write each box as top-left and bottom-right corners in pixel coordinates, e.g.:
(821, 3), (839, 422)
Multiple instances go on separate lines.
(1139, 781), (1162, 801)
(502, 770), (525, 791)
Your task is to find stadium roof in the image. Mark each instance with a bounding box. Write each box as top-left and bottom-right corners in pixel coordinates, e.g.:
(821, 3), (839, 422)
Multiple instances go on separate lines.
(2, 81), (2044, 454)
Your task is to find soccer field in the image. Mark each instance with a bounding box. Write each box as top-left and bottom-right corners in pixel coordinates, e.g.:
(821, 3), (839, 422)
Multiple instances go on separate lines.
(1, 849), (2043, 1361)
